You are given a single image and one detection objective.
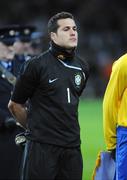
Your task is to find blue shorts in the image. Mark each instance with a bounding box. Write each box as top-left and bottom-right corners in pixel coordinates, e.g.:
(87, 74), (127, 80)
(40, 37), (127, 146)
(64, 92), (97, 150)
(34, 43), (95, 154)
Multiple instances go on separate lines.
(116, 126), (127, 180)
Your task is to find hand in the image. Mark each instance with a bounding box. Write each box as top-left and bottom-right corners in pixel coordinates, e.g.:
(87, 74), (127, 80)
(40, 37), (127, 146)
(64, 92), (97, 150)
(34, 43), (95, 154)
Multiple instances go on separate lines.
(4, 117), (17, 130)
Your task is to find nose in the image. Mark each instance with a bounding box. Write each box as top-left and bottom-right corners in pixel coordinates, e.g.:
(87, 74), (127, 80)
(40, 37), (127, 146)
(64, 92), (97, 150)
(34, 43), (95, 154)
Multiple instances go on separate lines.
(70, 28), (76, 36)
(8, 46), (14, 52)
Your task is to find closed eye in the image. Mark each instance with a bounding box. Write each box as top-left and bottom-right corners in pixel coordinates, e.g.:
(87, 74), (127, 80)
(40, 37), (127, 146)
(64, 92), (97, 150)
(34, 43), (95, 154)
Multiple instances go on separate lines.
(63, 26), (77, 31)
(63, 27), (70, 31)
(73, 26), (77, 31)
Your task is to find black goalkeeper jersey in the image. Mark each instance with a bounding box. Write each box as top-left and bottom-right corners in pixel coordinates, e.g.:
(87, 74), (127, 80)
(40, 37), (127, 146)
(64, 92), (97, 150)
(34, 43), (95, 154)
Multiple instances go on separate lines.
(11, 45), (89, 147)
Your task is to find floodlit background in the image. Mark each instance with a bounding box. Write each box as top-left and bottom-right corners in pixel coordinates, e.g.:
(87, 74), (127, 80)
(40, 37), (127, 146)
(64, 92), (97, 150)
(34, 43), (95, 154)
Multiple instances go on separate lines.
(1, 0), (126, 98)
(0, 0), (127, 179)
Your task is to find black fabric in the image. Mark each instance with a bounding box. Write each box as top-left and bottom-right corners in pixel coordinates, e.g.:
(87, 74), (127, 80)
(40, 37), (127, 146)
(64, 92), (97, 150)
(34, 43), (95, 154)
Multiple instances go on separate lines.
(0, 58), (25, 125)
(50, 41), (75, 60)
(0, 58), (25, 179)
(22, 141), (83, 180)
(0, 126), (23, 179)
(11, 46), (89, 147)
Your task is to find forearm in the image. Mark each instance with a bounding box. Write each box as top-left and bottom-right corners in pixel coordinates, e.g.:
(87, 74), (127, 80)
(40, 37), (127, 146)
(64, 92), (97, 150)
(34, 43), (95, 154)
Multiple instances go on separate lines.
(8, 100), (28, 129)
(13, 106), (28, 129)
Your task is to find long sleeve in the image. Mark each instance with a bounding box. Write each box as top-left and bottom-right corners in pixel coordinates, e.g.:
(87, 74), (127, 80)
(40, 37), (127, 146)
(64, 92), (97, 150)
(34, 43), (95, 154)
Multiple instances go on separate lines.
(103, 54), (127, 150)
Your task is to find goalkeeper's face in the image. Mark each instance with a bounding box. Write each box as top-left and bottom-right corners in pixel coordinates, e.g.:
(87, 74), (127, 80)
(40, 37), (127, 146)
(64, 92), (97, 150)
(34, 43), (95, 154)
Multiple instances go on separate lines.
(51, 18), (78, 49)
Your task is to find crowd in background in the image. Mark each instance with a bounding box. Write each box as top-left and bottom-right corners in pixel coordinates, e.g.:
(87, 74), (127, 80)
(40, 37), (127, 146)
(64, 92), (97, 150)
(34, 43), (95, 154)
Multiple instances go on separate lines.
(0, 0), (127, 97)
(0, 1), (126, 179)
(0, 25), (43, 179)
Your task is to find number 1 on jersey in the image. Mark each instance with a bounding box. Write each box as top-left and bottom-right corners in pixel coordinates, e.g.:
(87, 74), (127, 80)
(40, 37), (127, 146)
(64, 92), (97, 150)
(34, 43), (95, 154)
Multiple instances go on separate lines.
(67, 88), (70, 103)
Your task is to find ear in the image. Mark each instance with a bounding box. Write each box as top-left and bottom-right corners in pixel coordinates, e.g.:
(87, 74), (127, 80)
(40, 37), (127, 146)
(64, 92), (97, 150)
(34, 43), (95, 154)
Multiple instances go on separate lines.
(50, 32), (56, 41)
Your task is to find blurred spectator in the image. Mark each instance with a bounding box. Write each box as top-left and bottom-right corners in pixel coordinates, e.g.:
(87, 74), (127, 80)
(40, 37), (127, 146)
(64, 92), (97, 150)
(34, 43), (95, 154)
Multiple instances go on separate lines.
(0, 26), (23, 180)
(0, 0), (126, 98)
(0, 24), (42, 179)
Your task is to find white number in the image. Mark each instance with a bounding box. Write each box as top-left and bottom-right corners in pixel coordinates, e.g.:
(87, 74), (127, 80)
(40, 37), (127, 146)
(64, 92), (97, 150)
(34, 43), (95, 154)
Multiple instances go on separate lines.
(67, 88), (70, 103)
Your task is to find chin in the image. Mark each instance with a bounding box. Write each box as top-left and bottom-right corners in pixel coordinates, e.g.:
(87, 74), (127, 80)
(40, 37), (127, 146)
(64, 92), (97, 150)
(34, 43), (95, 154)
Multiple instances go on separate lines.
(67, 44), (77, 49)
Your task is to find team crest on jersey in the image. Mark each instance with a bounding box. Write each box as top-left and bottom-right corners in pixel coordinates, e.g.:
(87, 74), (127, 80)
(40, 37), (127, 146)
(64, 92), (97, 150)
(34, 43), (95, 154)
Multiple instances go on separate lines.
(75, 74), (81, 86)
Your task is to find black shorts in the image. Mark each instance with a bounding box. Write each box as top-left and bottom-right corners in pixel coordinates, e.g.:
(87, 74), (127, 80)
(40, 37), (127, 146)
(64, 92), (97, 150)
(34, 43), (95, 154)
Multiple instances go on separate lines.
(21, 141), (83, 180)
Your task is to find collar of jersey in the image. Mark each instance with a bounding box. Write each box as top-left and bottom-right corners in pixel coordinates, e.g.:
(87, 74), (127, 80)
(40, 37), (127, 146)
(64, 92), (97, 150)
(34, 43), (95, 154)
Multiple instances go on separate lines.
(49, 41), (75, 61)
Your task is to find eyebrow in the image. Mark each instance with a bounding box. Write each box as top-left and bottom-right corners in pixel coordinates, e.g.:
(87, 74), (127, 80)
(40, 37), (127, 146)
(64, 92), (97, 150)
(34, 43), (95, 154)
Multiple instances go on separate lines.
(62, 25), (77, 29)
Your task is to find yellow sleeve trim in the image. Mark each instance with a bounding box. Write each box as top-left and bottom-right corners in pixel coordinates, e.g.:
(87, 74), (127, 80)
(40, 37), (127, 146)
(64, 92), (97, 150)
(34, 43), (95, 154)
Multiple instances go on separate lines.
(92, 151), (102, 180)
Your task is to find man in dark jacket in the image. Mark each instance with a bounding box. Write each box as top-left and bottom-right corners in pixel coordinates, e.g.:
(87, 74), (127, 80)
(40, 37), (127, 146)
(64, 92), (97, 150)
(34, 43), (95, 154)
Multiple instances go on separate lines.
(8, 12), (90, 180)
(0, 26), (24, 180)
(0, 25), (40, 179)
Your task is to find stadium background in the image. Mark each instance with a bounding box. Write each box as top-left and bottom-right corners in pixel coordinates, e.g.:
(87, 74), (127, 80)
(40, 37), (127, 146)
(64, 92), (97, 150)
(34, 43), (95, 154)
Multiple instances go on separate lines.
(0, 0), (127, 179)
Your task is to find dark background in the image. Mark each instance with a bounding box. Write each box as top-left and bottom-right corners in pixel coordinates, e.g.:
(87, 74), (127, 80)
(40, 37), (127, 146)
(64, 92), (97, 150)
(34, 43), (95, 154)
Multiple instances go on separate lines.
(1, 0), (127, 97)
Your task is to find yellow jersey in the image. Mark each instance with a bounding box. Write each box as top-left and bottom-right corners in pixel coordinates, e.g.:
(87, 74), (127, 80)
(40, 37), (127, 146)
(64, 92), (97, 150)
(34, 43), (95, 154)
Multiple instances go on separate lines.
(103, 53), (127, 150)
